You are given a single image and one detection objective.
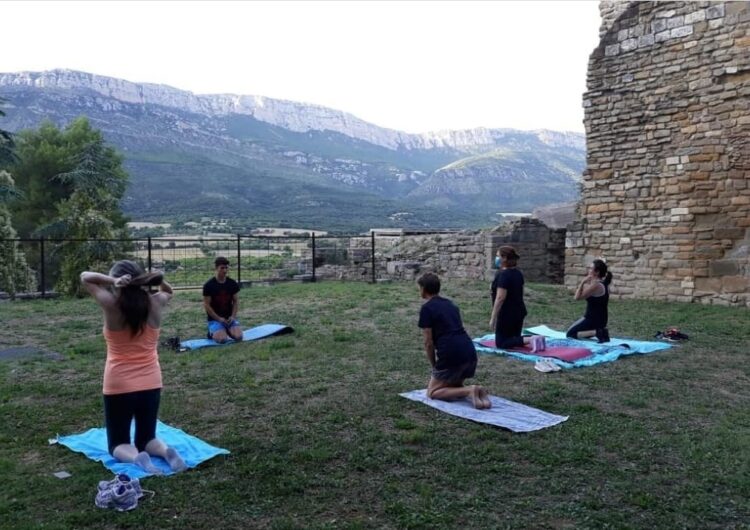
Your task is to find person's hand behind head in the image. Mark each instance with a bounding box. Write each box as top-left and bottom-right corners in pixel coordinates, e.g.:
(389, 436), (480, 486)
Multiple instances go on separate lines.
(131, 271), (164, 287)
(113, 274), (132, 288)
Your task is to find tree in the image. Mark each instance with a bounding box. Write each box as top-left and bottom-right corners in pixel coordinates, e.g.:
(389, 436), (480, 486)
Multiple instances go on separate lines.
(44, 190), (123, 296)
(5, 117), (131, 296)
(0, 170), (36, 298)
(8, 117), (128, 238)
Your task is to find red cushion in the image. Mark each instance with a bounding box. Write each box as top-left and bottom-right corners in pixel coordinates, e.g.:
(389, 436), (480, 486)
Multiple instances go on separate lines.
(478, 339), (592, 362)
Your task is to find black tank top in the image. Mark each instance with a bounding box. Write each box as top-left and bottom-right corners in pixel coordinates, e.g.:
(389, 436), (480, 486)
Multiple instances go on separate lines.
(584, 281), (609, 327)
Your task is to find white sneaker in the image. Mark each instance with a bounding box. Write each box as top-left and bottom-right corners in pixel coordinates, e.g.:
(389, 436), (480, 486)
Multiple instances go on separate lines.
(534, 359), (561, 373)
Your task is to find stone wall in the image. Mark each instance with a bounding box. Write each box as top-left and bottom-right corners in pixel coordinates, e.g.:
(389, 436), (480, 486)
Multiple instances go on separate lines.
(567, 1), (750, 306)
(599, 1), (633, 37)
(486, 218), (567, 284)
(315, 219), (566, 284)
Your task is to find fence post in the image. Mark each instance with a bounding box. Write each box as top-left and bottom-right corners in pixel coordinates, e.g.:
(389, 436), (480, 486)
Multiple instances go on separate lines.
(371, 231), (376, 284)
(147, 237), (152, 272)
(311, 233), (316, 282)
(237, 234), (241, 284)
(39, 237), (46, 298)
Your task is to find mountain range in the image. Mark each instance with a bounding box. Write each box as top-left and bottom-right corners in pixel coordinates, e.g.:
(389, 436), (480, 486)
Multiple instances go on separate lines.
(0, 69), (585, 231)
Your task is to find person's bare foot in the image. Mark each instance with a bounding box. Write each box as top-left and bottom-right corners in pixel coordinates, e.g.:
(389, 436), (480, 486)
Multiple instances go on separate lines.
(135, 451), (164, 475)
(470, 385), (486, 409)
(166, 447), (188, 472)
(478, 386), (492, 409)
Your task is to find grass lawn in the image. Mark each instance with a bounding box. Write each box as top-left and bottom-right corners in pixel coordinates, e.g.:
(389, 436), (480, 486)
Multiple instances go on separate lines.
(0, 280), (748, 529)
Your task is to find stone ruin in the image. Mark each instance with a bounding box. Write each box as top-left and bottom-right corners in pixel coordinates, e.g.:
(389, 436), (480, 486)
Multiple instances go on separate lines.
(566, 1), (750, 306)
(314, 218), (565, 284)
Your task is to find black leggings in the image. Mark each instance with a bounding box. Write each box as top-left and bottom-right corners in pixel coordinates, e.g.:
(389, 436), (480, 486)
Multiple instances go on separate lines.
(495, 317), (525, 349)
(566, 317), (604, 339)
(103, 388), (161, 455)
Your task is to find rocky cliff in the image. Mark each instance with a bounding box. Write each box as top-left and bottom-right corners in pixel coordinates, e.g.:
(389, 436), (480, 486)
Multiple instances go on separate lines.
(0, 70), (583, 152)
(0, 69), (586, 230)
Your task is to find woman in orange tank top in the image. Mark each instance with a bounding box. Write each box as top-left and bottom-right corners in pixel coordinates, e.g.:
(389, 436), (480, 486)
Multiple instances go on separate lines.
(81, 260), (187, 475)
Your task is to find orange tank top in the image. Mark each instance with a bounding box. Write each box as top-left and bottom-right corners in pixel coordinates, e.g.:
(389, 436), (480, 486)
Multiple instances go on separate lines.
(102, 325), (163, 395)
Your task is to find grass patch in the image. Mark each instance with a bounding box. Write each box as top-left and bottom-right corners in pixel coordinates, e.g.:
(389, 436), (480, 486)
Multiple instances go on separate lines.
(0, 280), (748, 528)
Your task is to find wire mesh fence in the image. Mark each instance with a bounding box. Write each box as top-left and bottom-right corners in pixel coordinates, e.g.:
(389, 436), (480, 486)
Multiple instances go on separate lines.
(0, 233), (383, 297)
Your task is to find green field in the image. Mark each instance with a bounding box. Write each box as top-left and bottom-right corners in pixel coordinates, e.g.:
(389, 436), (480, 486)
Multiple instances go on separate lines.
(0, 280), (748, 529)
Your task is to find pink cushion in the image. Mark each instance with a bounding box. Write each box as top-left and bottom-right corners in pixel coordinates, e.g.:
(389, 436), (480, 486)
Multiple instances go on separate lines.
(478, 339), (592, 362)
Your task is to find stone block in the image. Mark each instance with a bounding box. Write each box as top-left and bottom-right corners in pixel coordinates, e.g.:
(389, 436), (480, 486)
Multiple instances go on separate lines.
(706, 3), (725, 19)
(605, 44), (620, 56)
(670, 25), (694, 38)
(726, 1), (749, 15)
(722, 275), (749, 292)
(621, 38), (638, 52)
(652, 19), (668, 33)
(667, 15), (685, 29)
(710, 259), (739, 276)
(714, 228), (745, 239)
(656, 9), (677, 18)
(685, 10), (707, 24)
(638, 34), (655, 47)
(655, 29), (673, 42)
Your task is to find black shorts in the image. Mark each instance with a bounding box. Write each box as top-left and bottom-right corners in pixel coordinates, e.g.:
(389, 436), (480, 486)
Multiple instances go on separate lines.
(432, 359), (477, 384)
(103, 388), (161, 455)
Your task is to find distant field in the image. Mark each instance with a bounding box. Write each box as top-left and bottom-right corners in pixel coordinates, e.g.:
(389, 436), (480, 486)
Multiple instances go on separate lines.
(131, 248), (292, 260)
(251, 227), (329, 236)
(127, 222), (172, 229)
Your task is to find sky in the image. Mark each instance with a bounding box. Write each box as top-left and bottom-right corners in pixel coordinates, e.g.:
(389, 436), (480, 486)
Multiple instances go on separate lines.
(1, 1), (601, 134)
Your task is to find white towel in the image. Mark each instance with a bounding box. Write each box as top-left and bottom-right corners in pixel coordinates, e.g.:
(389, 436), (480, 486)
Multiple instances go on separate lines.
(399, 389), (568, 433)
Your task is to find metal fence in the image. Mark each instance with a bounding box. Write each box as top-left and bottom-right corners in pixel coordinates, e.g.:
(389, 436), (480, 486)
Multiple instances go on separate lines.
(1, 233), (385, 297)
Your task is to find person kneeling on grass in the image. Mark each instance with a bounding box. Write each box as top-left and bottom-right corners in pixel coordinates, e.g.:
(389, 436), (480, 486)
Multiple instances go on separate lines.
(566, 258), (612, 343)
(81, 261), (187, 475)
(489, 245), (545, 352)
(203, 256), (243, 343)
(417, 272), (491, 410)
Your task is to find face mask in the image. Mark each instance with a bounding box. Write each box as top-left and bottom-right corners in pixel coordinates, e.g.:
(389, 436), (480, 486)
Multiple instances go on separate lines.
(494, 256), (501, 268)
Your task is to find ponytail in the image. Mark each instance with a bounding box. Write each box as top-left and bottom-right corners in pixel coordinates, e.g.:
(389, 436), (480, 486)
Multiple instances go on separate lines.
(592, 259), (612, 286)
(118, 286), (150, 336)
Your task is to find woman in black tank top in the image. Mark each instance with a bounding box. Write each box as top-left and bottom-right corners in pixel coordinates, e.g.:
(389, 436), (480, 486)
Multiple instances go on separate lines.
(566, 259), (613, 343)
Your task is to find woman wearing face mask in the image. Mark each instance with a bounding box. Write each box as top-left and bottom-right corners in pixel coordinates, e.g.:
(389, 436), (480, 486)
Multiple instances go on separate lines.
(566, 259), (613, 343)
(489, 246), (545, 352)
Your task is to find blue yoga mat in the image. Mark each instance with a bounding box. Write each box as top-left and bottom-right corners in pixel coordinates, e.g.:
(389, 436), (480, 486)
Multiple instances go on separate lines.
(474, 325), (671, 369)
(181, 323), (293, 351)
(55, 420), (229, 478)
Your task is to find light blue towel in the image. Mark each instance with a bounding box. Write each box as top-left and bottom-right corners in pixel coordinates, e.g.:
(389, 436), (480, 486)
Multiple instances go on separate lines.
(400, 389), (568, 433)
(56, 420), (230, 478)
(474, 325), (671, 369)
(181, 323), (293, 350)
